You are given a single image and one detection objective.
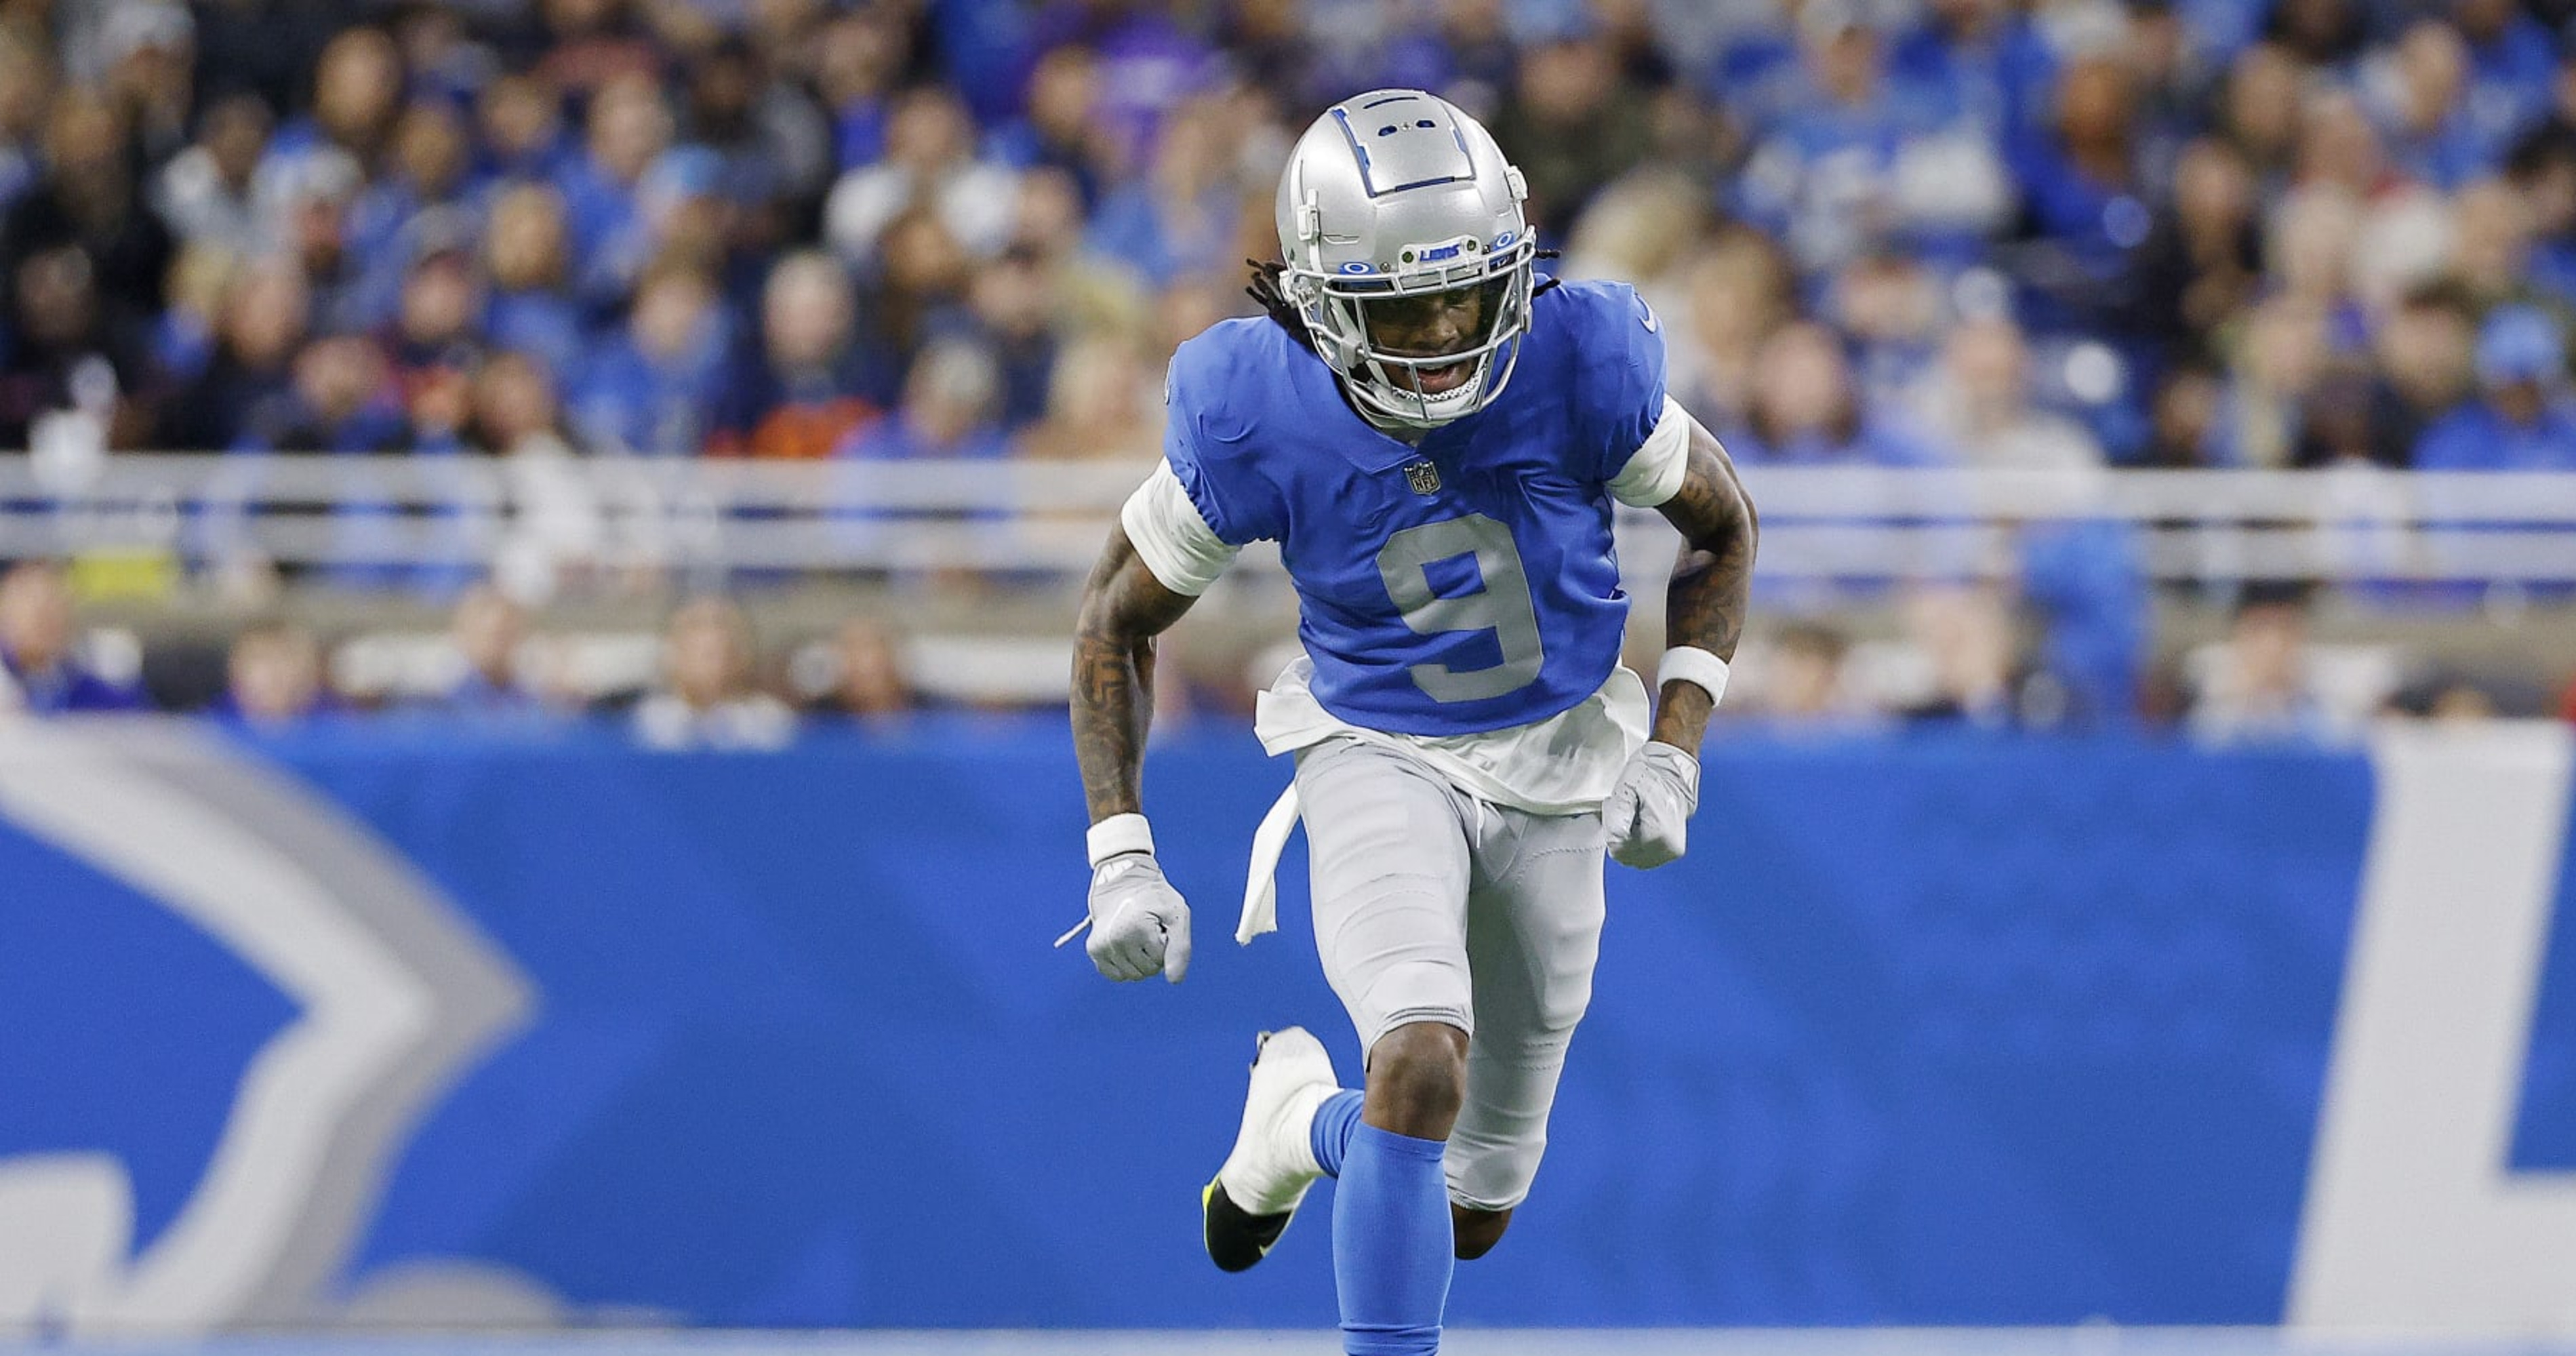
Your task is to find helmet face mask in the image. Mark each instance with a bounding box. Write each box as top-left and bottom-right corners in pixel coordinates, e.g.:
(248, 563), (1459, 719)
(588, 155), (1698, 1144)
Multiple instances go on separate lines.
(1274, 92), (1537, 431)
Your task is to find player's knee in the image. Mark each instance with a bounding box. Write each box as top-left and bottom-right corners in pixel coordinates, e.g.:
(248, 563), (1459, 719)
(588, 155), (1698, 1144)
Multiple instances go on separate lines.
(1364, 1021), (1468, 1139)
(1451, 1205), (1513, 1260)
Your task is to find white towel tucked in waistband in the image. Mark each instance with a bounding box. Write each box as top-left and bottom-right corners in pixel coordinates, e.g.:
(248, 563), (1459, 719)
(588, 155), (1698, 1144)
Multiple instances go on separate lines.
(1236, 783), (1301, 944)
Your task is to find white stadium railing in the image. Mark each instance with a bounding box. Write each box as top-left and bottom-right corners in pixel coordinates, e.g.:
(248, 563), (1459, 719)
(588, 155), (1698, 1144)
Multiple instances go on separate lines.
(3, 454), (2576, 586)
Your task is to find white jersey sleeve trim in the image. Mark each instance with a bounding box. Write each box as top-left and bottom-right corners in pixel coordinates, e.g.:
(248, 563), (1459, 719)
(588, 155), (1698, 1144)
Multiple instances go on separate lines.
(1608, 395), (1692, 508)
(1119, 460), (1239, 597)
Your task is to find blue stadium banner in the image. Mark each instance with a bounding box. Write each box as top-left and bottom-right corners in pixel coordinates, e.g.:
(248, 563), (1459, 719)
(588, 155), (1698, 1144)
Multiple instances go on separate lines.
(1, 718), (2571, 1336)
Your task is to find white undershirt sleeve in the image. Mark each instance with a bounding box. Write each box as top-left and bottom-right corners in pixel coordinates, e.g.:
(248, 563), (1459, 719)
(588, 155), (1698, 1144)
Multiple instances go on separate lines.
(1119, 460), (1240, 597)
(1607, 395), (1693, 508)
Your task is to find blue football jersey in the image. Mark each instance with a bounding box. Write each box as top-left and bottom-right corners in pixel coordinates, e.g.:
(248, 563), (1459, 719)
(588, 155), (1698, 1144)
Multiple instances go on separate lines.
(1163, 279), (1668, 737)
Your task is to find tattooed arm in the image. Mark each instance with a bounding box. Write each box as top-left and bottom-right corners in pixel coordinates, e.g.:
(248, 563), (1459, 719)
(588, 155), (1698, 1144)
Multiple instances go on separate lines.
(1649, 416), (1758, 753)
(1072, 523), (1201, 822)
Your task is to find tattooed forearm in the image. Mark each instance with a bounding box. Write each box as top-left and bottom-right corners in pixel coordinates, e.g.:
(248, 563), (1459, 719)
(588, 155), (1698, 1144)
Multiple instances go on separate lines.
(1651, 420), (1758, 751)
(1072, 525), (1199, 822)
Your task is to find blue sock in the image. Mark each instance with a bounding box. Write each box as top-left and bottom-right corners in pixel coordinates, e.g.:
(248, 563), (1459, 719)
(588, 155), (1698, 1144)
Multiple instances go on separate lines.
(1331, 1123), (1453, 1356)
(1309, 1090), (1365, 1177)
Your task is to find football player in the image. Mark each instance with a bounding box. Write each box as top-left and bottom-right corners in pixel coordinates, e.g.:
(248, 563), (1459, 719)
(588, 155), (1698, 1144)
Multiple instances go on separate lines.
(1068, 90), (1756, 1355)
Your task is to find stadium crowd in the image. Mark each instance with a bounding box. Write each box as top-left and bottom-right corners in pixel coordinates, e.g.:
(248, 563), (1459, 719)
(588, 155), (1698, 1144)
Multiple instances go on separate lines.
(7, 0), (2576, 738)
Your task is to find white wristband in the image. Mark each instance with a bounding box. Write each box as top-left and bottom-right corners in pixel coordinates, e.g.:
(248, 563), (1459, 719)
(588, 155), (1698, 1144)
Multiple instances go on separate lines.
(1656, 647), (1731, 709)
(1087, 812), (1155, 867)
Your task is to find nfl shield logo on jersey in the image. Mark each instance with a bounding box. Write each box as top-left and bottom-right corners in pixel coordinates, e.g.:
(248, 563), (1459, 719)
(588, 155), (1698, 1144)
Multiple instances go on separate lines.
(1403, 460), (1441, 495)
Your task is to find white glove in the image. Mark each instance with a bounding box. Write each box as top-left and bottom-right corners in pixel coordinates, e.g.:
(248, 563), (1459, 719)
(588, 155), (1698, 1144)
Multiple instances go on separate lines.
(1603, 741), (1699, 869)
(1085, 852), (1193, 982)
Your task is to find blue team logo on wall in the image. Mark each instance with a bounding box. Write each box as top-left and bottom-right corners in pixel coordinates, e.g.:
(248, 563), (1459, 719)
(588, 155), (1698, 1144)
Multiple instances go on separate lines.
(0, 721), (536, 1337)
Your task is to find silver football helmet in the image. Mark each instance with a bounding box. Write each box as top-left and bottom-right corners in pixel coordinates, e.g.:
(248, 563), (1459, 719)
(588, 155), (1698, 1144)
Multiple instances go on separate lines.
(1274, 90), (1537, 430)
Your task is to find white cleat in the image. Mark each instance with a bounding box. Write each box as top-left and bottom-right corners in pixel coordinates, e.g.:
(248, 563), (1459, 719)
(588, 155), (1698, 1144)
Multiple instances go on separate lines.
(1203, 1026), (1340, 1272)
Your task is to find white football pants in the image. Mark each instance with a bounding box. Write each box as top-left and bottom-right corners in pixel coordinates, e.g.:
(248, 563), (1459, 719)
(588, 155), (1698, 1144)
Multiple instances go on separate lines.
(1292, 735), (1607, 1212)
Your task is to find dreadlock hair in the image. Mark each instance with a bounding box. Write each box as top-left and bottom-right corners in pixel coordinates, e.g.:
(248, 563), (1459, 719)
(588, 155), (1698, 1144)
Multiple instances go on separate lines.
(1246, 259), (1314, 353)
(1243, 252), (1565, 355)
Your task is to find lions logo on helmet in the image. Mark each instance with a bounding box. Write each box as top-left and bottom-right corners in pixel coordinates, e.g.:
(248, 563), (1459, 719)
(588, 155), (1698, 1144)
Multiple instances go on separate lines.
(1273, 90), (1538, 431)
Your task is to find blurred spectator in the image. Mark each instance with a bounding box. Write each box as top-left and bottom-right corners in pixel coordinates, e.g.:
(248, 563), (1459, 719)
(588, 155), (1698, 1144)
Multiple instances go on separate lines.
(967, 245), (1062, 430)
(677, 36), (832, 232)
(2220, 43), (2306, 188)
(2017, 517), (2149, 728)
(837, 337), (1006, 463)
(813, 6), (905, 173)
(2135, 138), (2263, 363)
(1561, 170), (1714, 319)
(2, 244), (159, 450)
(1, 93), (175, 334)
(1014, 334), (1158, 462)
(2371, 282), (2479, 438)
(2412, 304), (2576, 471)
(469, 353), (610, 601)
(1909, 315), (2106, 469)
(537, 0), (663, 99)
(713, 250), (883, 458)
(390, 2), (497, 110)
(2452, 0), (2558, 158)
(426, 583), (546, 714)
(1735, 1), (2009, 278)
(811, 616), (914, 721)
(272, 146), (370, 335)
(0, 562), (146, 713)
(154, 93), (276, 258)
(344, 101), (484, 327)
(986, 44), (1111, 208)
(2297, 88), (2398, 203)
(2293, 364), (2415, 470)
(2208, 298), (2329, 468)
(1726, 322), (1946, 467)
(824, 87), (1017, 267)
(216, 620), (328, 729)
(2009, 52), (2158, 333)
(0, 28), (50, 213)
(1082, 92), (1243, 288)
(561, 71), (677, 312)
(1896, 584), (2024, 727)
(1748, 620), (1875, 727)
(2447, 177), (2539, 313)
(1884, 0), (2055, 141)
(1824, 251), (1946, 412)
(571, 261), (734, 456)
(477, 71), (573, 184)
(161, 259), (310, 452)
(2186, 581), (2341, 744)
(2141, 364), (2226, 468)
(632, 596), (796, 750)
(2266, 0), (2367, 75)
(1665, 228), (1796, 429)
(2365, 20), (2485, 191)
(384, 247), (487, 426)
(242, 335), (408, 454)
(2267, 187), (2367, 353)
(1029, 0), (1224, 174)
(2507, 126), (2576, 304)
(1491, 32), (1653, 229)
(858, 207), (974, 363)
(481, 184), (586, 376)
(271, 27), (403, 169)
(155, 244), (235, 387)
